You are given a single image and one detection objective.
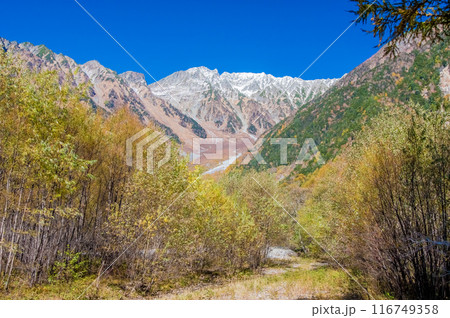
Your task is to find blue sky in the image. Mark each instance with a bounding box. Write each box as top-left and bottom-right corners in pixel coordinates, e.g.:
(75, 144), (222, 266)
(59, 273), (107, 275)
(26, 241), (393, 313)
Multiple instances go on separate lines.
(1, 0), (380, 82)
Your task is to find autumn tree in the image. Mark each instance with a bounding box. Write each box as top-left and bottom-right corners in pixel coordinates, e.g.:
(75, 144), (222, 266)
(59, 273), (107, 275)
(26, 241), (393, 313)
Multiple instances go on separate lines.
(298, 107), (449, 299)
(0, 51), (292, 294)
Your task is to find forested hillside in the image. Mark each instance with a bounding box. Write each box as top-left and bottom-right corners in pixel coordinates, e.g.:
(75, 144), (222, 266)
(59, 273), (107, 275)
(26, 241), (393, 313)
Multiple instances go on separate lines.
(297, 107), (449, 299)
(252, 36), (449, 176)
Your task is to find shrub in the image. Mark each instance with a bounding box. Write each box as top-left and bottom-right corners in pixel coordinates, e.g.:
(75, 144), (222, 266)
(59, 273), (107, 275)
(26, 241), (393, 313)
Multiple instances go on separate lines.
(298, 106), (449, 299)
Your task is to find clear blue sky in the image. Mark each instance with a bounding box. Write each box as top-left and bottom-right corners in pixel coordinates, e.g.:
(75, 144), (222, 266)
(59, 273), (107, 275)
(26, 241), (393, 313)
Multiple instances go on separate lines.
(1, 0), (380, 82)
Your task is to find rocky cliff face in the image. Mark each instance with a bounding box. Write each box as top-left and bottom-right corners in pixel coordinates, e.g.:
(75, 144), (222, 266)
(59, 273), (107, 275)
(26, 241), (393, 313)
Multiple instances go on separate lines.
(150, 66), (338, 136)
(440, 65), (450, 98)
(0, 37), (337, 157)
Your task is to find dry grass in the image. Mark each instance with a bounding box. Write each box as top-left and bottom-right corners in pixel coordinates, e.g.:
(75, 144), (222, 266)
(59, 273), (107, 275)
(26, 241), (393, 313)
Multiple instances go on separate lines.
(0, 276), (138, 300)
(161, 258), (359, 300)
(0, 258), (371, 300)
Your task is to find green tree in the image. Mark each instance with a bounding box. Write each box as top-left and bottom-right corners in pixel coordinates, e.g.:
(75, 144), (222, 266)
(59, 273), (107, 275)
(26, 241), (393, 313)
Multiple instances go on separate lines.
(352, 0), (450, 55)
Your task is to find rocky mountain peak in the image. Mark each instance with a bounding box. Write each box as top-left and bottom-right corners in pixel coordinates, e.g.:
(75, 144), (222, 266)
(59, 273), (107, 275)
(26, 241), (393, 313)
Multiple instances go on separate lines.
(120, 71), (147, 87)
(150, 66), (339, 136)
(81, 60), (106, 78)
(186, 66), (220, 78)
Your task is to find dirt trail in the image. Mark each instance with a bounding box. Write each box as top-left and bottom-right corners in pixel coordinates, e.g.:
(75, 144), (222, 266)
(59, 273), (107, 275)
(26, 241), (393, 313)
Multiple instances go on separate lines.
(159, 258), (350, 300)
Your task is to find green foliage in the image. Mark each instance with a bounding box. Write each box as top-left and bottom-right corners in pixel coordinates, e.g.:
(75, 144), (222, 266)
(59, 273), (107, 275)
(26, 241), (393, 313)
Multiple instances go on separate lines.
(104, 100), (114, 108)
(351, 0), (450, 56)
(247, 124), (257, 134)
(251, 36), (449, 176)
(49, 248), (89, 283)
(36, 44), (55, 62)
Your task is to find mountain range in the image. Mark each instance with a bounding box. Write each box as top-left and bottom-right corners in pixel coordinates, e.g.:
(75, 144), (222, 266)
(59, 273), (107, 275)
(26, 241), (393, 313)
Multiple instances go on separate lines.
(5, 35), (444, 177)
(0, 37), (338, 160)
(150, 66), (337, 136)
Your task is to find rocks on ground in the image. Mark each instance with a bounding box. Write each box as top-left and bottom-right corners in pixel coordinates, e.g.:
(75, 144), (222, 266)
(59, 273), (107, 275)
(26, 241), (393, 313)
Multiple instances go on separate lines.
(266, 247), (297, 261)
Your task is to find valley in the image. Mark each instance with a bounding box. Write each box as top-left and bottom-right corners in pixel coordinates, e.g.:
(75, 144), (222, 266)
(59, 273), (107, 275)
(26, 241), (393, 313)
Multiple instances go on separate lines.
(0, 0), (448, 301)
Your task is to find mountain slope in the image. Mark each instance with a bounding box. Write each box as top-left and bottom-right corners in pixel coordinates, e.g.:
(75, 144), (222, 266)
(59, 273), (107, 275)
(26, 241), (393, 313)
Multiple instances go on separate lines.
(0, 37), (207, 146)
(252, 36), (449, 176)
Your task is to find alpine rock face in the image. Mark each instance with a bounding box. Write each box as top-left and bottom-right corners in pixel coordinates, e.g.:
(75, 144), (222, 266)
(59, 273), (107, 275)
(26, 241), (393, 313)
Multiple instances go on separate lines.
(0, 37), (338, 161)
(150, 66), (338, 136)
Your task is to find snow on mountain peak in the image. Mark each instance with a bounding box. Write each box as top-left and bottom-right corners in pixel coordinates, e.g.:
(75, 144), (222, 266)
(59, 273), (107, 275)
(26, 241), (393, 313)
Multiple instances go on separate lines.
(120, 71), (147, 87)
(149, 66), (339, 136)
